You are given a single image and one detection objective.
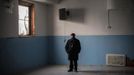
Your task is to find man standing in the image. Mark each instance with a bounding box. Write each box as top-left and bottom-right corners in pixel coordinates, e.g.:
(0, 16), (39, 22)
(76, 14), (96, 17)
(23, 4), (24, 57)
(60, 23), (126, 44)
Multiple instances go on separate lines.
(65, 33), (81, 72)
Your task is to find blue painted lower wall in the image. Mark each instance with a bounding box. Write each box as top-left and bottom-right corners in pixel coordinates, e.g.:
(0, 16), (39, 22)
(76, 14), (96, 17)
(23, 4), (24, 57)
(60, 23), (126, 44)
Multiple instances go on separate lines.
(48, 35), (134, 65)
(0, 35), (134, 74)
(0, 37), (49, 74)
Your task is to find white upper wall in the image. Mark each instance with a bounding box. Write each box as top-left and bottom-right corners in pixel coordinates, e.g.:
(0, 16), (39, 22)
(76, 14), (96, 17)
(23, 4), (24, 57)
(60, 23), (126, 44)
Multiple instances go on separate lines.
(0, 0), (134, 37)
(51, 0), (134, 36)
(34, 2), (47, 36)
(0, 0), (18, 37)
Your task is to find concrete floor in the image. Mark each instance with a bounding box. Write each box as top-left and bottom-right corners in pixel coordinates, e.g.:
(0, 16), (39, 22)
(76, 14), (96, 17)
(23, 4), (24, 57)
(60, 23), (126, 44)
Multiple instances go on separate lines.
(17, 65), (134, 75)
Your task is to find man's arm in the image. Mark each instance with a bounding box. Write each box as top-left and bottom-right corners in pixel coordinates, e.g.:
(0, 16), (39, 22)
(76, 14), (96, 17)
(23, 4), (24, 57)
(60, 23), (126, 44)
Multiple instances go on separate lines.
(65, 40), (69, 54)
(78, 40), (81, 53)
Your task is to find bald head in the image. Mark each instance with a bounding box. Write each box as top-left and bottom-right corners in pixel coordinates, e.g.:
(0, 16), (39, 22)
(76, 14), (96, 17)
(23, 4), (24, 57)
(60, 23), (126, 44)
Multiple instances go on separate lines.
(71, 33), (76, 38)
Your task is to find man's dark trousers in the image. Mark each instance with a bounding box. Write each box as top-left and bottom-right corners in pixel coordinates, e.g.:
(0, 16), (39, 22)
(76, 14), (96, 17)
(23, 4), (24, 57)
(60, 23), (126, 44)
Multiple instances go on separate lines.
(69, 59), (77, 71)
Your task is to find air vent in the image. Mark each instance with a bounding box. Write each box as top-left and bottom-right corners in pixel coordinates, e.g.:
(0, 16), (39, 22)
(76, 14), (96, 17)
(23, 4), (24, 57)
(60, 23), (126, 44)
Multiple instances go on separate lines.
(106, 54), (126, 66)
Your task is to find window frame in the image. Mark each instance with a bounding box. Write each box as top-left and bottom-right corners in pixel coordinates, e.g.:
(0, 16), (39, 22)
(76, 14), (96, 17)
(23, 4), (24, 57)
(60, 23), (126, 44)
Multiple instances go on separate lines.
(18, 0), (35, 36)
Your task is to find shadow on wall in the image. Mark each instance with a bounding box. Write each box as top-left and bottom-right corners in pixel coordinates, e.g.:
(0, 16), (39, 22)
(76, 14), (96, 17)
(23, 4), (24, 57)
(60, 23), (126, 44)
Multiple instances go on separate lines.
(66, 8), (86, 23)
(46, 4), (55, 35)
(0, 37), (49, 75)
(126, 56), (134, 67)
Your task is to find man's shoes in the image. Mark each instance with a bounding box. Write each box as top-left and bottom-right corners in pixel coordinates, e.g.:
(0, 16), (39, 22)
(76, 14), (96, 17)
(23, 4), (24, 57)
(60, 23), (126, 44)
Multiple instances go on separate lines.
(74, 69), (78, 72)
(68, 69), (73, 72)
(68, 69), (78, 72)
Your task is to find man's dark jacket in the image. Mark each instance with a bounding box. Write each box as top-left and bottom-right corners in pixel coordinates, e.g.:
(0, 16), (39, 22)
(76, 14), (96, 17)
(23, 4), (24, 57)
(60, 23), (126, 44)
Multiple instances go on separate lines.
(65, 37), (81, 60)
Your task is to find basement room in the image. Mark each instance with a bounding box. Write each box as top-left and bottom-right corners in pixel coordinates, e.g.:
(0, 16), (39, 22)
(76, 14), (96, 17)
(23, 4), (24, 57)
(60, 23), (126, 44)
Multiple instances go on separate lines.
(0, 0), (134, 75)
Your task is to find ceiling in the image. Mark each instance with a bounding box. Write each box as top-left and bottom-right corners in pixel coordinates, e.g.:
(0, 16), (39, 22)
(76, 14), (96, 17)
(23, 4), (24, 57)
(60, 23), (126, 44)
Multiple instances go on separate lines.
(32, 0), (62, 4)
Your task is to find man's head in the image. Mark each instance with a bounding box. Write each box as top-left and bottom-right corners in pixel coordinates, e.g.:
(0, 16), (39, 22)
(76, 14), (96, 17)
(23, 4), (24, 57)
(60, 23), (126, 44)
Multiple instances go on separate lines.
(71, 33), (76, 37)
